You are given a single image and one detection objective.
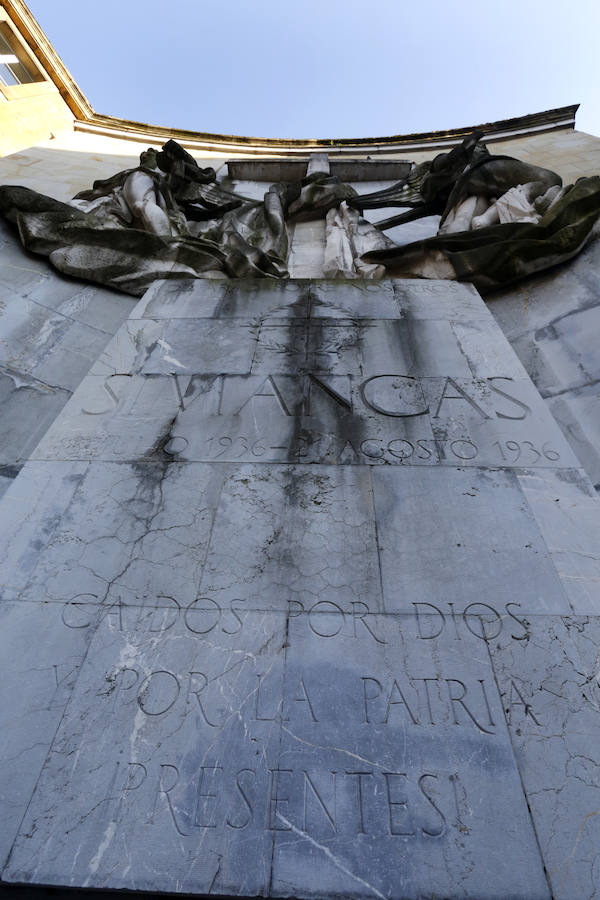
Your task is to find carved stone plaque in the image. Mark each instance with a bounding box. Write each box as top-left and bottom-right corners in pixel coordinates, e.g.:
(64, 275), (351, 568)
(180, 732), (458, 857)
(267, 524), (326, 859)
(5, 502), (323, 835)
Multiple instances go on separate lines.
(2, 278), (600, 898)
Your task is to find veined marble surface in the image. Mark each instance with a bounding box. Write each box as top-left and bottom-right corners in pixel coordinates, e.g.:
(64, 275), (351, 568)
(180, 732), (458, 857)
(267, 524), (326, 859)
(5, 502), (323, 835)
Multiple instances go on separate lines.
(490, 229), (600, 490)
(0, 218), (135, 498)
(0, 277), (599, 898)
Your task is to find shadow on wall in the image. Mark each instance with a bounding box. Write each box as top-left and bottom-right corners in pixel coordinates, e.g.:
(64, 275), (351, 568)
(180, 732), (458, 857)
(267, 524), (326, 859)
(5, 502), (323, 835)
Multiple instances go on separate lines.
(0, 214), (135, 499)
(0, 885), (245, 899)
(0, 140), (227, 202)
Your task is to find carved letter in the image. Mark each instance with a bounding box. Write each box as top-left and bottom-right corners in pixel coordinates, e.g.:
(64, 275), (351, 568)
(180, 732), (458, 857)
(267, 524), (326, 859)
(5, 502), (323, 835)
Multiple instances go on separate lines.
(255, 673), (279, 722)
(62, 594), (97, 629)
(360, 375), (429, 417)
(112, 761), (147, 822)
(184, 597), (221, 635)
(107, 666), (139, 709)
(149, 764), (189, 836)
(303, 771), (337, 833)
(384, 680), (419, 726)
(82, 376), (120, 415)
(478, 679), (496, 728)
(188, 672), (223, 728)
(148, 595), (180, 633)
(227, 769), (256, 830)
(413, 678), (439, 725)
(288, 600), (305, 618)
(505, 602), (529, 641)
(235, 376), (291, 417)
(267, 768), (293, 830)
(305, 375), (352, 415)
(463, 602), (502, 642)
(413, 602), (445, 640)
(308, 600), (344, 637)
(419, 774), (446, 837)
(488, 377), (531, 420)
(284, 676), (318, 722)
(222, 598), (246, 635)
(345, 771), (373, 834)
(194, 764), (223, 828)
(431, 377), (491, 420)
(352, 602), (386, 643)
(383, 772), (415, 835)
(137, 670), (180, 716)
(361, 677), (382, 723)
(446, 679), (495, 734)
(505, 680), (542, 726)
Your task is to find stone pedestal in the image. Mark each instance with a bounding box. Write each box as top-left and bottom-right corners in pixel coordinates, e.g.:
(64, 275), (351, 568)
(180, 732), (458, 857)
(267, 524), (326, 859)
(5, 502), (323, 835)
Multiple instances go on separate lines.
(1, 278), (600, 898)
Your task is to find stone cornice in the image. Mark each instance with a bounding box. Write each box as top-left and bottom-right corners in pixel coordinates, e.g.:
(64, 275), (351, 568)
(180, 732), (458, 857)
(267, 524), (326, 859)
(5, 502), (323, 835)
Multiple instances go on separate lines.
(73, 107), (579, 157)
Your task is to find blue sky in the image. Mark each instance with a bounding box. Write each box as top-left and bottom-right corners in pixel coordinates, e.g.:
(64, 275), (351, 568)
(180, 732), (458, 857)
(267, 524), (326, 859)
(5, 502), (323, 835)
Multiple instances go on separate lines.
(28, 0), (600, 139)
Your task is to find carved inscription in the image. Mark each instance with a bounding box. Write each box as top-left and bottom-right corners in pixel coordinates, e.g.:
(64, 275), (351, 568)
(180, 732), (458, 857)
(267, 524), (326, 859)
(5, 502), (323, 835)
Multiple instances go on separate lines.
(100, 664), (501, 736)
(360, 676), (496, 733)
(178, 374), (531, 421)
(75, 372), (566, 466)
(61, 596), (531, 645)
(412, 601), (530, 642)
(502, 680), (543, 726)
(162, 373), (564, 466)
(106, 761), (459, 840)
(197, 434), (561, 466)
(61, 595), (246, 636)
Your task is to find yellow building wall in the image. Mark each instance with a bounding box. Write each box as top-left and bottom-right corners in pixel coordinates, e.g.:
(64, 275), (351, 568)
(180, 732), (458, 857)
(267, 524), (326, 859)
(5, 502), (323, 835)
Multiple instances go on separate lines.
(0, 86), (73, 157)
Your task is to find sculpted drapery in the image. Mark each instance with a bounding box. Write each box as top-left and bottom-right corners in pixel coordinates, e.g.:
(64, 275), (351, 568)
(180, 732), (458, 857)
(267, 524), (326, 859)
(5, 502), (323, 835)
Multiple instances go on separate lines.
(0, 141), (359, 294)
(0, 135), (599, 295)
(353, 136), (600, 290)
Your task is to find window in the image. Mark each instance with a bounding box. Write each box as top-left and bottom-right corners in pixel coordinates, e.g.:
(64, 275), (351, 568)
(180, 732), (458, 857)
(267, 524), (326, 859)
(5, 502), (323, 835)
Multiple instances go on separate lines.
(0, 26), (40, 86)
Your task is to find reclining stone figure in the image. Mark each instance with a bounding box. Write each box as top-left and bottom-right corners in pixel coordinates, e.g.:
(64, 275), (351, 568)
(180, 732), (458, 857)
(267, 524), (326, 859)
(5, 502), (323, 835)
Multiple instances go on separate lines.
(0, 135), (599, 294)
(352, 133), (600, 291)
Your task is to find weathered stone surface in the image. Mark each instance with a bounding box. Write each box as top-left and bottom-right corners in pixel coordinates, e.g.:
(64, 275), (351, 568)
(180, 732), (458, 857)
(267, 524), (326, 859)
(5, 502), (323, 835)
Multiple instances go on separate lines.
(1, 276), (600, 898)
(373, 466), (572, 616)
(90, 319), (259, 377)
(515, 467), (600, 614)
(0, 287), (119, 391)
(271, 612), (549, 899)
(489, 615), (600, 899)
(1, 460), (223, 609)
(0, 600), (91, 864)
(199, 465), (383, 613)
(0, 368), (70, 465)
(6, 609), (287, 895)
(0, 219), (135, 498)
(133, 277), (496, 324)
(0, 460), (89, 601)
(29, 369), (579, 470)
(490, 232), (600, 488)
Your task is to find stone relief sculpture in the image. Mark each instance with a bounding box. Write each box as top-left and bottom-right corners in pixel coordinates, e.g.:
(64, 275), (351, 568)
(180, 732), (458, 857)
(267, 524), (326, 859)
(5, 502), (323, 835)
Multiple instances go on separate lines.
(323, 202), (396, 279)
(0, 140), (359, 294)
(354, 134), (600, 290)
(0, 134), (599, 295)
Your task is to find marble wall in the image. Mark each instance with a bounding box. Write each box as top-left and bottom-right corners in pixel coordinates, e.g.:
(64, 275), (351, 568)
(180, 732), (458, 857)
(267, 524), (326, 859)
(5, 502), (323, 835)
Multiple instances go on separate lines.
(489, 230), (600, 489)
(1, 127), (600, 494)
(0, 217), (136, 497)
(2, 277), (600, 897)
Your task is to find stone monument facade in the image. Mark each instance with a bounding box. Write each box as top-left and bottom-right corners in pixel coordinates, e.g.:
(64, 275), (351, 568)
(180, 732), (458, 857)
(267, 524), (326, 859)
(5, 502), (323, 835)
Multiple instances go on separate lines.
(1, 4), (600, 898)
(1, 272), (598, 899)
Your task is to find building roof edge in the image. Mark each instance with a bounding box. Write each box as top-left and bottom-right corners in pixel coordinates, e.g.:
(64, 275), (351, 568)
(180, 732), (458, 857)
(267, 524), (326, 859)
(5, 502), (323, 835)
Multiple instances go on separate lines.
(2, 1), (579, 155)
